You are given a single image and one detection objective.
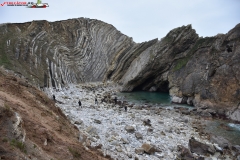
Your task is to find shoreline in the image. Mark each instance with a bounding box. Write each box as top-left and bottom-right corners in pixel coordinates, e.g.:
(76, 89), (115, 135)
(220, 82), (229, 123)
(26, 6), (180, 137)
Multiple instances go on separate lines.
(45, 82), (239, 160)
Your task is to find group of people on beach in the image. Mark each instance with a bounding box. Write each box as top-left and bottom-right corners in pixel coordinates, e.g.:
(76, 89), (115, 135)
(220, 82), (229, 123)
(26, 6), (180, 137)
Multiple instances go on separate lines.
(53, 94), (127, 111)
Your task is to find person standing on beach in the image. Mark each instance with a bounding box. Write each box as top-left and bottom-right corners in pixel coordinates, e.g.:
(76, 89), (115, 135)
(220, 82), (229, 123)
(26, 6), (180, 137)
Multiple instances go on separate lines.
(114, 97), (117, 105)
(95, 97), (98, 105)
(53, 94), (56, 102)
(78, 100), (82, 108)
(124, 106), (127, 112)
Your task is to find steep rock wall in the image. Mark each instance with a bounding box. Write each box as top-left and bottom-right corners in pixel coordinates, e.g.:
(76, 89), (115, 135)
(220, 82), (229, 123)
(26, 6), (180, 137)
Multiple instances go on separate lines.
(0, 18), (137, 88)
(0, 18), (240, 121)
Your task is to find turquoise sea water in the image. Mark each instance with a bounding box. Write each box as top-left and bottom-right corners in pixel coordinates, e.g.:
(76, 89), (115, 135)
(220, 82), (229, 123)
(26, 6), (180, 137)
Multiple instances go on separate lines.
(117, 91), (190, 108)
(117, 91), (240, 145)
(205, 120), (240, 145)
(117, 91), (171, 105)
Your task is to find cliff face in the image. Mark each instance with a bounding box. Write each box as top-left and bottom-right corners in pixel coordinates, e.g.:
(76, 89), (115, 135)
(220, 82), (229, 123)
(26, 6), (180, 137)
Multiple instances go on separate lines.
(0, 18), (239, 121)
(0, 18), (137, 88)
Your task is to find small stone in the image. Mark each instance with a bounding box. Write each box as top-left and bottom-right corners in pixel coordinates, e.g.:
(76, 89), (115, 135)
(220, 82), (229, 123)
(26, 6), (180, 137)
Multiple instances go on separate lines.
(74, 120), (83, 125)
(161, 131), (166, 136)
(89, 137), (97, 142)
(127, 153), (132, 158)
(93, 119), (101, 124)
(143, 119), (151, 126)
(121, 137), (129, 144)
(135, 132), (143, 139)
(158, 120), (164, 124)
(125, 125), (135, 133)
(111, 140), (119, 146)
(116, 146), (122, 152)
(147, 127), (154, 132)
(44, 139), (47, 146)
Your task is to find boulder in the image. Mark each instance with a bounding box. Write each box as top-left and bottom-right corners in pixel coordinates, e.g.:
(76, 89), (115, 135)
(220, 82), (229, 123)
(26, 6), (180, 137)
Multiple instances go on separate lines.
(141, 143), (155, 154)
(187, 97), (194, 106)
(189, 137), (216, 155)
(172, 96), (183, 104)
(135, 132), (143, 139)
(177, 145), (194, 160)
(210, 135), (230, 149)
(125, 125), (135, 133)
(200, 110), (212, 118)
(237, 155), (240, 160)
(232, 145), (240, 156)
(85, 126), (98, 136)
(227, 108), (240, 122)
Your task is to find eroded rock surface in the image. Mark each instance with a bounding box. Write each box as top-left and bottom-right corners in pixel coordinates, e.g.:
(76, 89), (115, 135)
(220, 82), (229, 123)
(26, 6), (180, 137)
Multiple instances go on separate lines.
(0, 19), (240, 121)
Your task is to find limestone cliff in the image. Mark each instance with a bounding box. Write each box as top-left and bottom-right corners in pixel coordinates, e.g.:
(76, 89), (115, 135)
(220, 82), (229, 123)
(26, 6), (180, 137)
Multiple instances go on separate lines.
(0, 18), (239, 121)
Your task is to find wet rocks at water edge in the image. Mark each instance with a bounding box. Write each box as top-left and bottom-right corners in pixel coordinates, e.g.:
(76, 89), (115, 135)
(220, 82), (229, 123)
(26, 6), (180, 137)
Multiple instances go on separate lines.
(189, 137), (216, 156)
(177, 145), (195, 160)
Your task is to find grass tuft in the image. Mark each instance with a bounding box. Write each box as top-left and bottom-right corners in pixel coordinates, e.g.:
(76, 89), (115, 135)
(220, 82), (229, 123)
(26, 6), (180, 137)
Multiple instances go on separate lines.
(68, 147), (81, 158)
(10, 139), (27, 153)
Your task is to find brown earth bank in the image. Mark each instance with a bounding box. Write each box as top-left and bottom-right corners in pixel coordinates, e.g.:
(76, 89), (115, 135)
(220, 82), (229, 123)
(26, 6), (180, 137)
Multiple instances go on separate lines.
(0, 68), (111, 160)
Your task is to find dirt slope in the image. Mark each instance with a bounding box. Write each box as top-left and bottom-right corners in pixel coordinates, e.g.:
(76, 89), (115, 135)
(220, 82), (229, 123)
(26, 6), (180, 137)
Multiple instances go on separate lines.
(0, 68), (110, 160)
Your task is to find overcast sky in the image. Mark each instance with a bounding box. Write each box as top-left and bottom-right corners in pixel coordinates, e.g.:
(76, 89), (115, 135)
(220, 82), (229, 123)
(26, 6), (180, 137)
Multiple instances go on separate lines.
(0, 0), (239, 42)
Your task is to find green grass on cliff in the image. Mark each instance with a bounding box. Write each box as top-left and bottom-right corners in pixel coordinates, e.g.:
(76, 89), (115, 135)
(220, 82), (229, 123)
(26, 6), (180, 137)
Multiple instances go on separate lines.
(0, 53), (11, 68)
(173, 37), (216, 71)
(173, 57), (190, 71)
(0, 32), (13, 69)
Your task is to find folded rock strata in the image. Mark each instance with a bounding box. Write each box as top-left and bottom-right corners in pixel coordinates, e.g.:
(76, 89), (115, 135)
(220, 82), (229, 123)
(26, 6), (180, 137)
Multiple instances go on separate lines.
(0, 18), (239, 121)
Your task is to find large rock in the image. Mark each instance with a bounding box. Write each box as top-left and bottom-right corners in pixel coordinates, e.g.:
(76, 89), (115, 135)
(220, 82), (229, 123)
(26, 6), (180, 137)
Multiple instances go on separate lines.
(141, 143), (155, 154)
(125, 125), (135, 133)
(177, 145), (194, 160)
(210, 135), (230, 149)
(189, 137), (216, 155)
(172, 96), (183, 104)
(85, 126), (98, 136)
(227, 106), (240, 122)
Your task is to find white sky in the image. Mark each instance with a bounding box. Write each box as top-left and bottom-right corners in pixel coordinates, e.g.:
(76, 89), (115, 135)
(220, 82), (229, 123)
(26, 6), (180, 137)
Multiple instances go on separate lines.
(0, 0), (239, 42)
